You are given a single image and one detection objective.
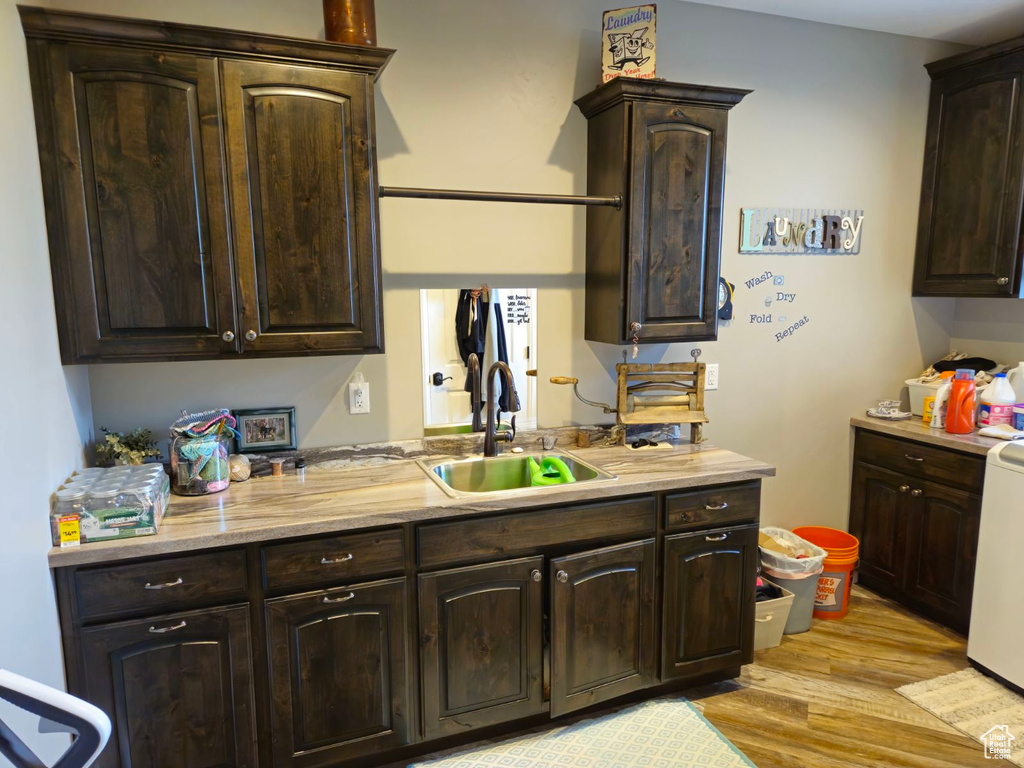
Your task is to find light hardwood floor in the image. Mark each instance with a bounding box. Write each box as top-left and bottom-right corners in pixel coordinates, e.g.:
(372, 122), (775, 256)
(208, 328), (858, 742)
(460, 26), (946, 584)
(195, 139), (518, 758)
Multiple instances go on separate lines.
(690, 586), (989, 767)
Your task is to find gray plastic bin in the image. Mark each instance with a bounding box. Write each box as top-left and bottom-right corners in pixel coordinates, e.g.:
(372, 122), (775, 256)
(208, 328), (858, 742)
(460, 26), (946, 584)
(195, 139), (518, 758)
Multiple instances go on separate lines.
(762, 566), (823, 634)
(754, 579), (795, 650)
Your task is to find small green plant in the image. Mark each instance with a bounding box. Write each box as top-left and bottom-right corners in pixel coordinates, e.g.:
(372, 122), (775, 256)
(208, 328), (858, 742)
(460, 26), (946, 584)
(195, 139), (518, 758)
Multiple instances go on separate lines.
(95, 427), (162, 466)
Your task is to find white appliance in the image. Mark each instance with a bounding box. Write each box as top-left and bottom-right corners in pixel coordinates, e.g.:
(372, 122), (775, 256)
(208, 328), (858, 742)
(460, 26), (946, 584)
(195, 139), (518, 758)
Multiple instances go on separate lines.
(968, 441), (1024, 692)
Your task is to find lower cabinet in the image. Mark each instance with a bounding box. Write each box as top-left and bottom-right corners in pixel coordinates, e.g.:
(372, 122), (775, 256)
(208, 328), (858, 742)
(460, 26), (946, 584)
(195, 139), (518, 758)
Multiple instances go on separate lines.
(661, 524), (758, 680)
(78, 605), (257, 768)
(265, 578), (412, 767)
(418, 556), (545, 739)
(549, 540), (656, 717)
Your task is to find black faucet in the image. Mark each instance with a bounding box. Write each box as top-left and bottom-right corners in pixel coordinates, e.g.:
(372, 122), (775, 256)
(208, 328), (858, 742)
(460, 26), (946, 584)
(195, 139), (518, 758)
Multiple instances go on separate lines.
(466, 353), (484, 433)
(483, 361), (521, 457)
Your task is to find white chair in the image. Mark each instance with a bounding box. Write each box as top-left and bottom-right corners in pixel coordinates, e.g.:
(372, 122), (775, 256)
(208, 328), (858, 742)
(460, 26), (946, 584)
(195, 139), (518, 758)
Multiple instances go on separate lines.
(0, 669), (110, 768)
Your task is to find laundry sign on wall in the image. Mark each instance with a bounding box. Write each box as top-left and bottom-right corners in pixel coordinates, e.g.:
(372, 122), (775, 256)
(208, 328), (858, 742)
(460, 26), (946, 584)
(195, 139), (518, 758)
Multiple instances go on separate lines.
(739, 208), (865, 254)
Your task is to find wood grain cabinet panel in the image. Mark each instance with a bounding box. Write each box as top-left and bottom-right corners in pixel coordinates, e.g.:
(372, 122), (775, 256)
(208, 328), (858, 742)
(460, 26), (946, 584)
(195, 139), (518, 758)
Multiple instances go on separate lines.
(221, 60), (383, 355)
(79, 605), (256, 768)
(662, 524), (757, 681)
(848, 462), (911, 587)
(419, 557), (545, 738)
(549, 540), (656, 717)
(265, 578), (411, 767)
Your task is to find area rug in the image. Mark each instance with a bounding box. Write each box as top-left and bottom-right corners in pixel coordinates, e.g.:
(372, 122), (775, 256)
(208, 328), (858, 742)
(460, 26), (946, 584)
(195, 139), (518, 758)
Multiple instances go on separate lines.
(897, 668), (1024, 767)
(410, 698), (755, 767)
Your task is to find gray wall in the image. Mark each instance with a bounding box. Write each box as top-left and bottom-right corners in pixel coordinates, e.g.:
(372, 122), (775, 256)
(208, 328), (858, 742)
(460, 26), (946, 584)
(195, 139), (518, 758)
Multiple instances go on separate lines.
(67, 0), (962, 534)
(951, 299), (1024, 366)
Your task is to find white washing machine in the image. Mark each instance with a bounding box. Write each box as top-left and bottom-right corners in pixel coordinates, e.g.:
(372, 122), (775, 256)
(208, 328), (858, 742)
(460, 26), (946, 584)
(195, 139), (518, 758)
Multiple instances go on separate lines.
(968, 441), (1024, 692)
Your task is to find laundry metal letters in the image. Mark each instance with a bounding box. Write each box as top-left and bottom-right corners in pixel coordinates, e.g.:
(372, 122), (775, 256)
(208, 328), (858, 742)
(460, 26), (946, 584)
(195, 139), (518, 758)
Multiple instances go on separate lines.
(739, 208), (865, 254)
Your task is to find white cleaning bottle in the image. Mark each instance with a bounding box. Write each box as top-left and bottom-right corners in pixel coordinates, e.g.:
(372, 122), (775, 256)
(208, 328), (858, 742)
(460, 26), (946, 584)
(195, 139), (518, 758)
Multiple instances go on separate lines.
(930, 375), (953, 429)
(979, 373), (1016, 427)
(1007, 362), (1024, 430)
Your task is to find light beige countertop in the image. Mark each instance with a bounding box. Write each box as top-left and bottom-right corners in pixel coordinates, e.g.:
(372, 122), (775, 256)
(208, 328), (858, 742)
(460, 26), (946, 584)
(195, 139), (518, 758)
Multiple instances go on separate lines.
(850, 416), (1002, 457)
(49, 442), (775, 568)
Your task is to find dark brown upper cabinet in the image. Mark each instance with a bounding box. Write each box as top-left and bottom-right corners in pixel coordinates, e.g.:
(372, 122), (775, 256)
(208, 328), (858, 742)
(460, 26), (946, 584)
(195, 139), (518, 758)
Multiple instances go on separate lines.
(913, 37), (1024, 297)
(575, 79), (749, 345)
(21, 7), (391, 363)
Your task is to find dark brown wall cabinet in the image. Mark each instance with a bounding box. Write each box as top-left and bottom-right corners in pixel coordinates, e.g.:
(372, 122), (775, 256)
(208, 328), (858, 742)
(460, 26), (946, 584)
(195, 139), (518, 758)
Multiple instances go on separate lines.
(913, 37), (1024, 297)
(575, 79), (749, 344)
(21, 7), (390, 363)
(849, 429), (982, 632)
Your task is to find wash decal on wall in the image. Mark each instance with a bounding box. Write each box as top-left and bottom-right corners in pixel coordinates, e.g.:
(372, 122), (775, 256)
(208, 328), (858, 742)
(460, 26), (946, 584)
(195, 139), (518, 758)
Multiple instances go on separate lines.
(739, 208), (865, 254)
(743, 270), (810, 343)
(601, 5), (656, 83)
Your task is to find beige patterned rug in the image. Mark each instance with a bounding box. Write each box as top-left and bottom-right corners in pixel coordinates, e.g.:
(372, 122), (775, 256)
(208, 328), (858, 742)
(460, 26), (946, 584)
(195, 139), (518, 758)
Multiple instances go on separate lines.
(897, 668), (1024, 767)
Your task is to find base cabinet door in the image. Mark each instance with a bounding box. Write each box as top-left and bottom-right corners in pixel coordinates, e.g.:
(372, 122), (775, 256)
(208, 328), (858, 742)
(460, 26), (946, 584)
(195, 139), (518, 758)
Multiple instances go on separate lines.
(902, 480), (981, 630)
(849, 462), (913, 589)
(419, 557), (545, 739)
(78, 605), (256, 768)
(662, 525), (757, 681)
(265, 578), (412, 767)
(550, 540), (656, 717)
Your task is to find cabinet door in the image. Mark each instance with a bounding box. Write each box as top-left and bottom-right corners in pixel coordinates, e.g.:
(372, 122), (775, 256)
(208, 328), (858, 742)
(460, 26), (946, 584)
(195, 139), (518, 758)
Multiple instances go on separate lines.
(627, 102), (728, 342)
(31, 44), (237, 362)
(78, 605), (256, 768)
(550, 540), (656, 717)
(662, 525), (757, 681)
(913, 54), (1024, 296)
(849, 462), (913, 588)
(419, 556), (544, 738)
(903, 480), (982, 630)
(221, 60), (383, 355)
(265, 578), (411, 767)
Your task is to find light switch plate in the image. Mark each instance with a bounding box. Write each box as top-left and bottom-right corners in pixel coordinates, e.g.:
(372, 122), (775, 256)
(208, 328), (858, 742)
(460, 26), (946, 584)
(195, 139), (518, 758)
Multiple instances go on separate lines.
(705, 364), (719, 391)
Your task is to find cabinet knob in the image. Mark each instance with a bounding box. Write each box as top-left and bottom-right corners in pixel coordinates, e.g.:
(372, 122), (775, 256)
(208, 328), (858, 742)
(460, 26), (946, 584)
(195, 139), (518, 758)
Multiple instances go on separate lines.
(245, 329), (258, 341)
(899, 485), (910, 493)
(998, 277), (1010, 285)
(630, 322), (642, 333)
(222, 330), (235, 342)
(556, 570), (569, 583)
(911, 489), (923, 497)
(672, 108), (685, 118)
(530, 569), (542, 582)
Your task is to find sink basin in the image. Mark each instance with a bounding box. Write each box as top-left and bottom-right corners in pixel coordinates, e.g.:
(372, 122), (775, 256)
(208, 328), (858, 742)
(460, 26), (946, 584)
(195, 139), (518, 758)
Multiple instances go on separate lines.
(419, 452), (616, 497)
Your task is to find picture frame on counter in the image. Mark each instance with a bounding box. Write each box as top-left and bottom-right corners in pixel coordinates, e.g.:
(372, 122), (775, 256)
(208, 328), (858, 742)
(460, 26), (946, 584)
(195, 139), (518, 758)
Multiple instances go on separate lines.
(234, 407), (297, 452)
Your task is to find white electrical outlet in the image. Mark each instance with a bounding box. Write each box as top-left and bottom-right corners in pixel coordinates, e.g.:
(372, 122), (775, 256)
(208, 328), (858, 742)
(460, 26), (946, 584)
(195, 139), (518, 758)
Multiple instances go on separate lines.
(705, 364), (720, 391)
(349, 373), (370, 414)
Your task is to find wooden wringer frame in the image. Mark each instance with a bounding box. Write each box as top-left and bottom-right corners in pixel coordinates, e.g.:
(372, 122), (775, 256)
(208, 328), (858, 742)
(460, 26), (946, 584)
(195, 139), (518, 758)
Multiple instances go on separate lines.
(551, 349), (709, 444)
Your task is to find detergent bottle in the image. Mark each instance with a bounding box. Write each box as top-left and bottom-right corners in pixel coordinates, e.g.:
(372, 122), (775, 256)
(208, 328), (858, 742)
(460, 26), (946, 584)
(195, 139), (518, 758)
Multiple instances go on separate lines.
(927, 372), (955, 429)
(979, 373), (1016, 427)
(946, 369), (977, 435)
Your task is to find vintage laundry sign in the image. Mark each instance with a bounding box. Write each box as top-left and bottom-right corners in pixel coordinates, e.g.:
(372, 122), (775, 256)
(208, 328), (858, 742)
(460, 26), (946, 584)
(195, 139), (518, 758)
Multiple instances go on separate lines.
(739, 208), (865, 254)
(601, 5), (656, 83)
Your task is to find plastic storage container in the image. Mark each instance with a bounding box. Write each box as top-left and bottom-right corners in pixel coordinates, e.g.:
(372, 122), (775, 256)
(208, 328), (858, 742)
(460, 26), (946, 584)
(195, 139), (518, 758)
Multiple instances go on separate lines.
(906, 379), (941, 417)
(754, 579), (795, 651)
(759, 527), (827, 634)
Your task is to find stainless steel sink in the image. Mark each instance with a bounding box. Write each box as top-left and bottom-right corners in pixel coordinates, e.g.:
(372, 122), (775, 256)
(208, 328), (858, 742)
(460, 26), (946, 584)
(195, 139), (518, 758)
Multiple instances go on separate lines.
(419, 452), (616, 497)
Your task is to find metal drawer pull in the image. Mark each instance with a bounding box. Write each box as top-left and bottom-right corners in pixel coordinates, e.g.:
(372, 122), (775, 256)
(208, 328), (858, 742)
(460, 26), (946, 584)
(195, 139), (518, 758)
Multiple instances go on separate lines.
(706, 533), (728, 542)
(755, 614), (773, 623)
(322, 592), (356, 604)
(144, 577), (183, 590)
(149, 621), (186, 634)
(899, 485), (910, 493)
(321, 554), (354, 565)
(998, 277), (1010, 285)
(911, 489), (923, 497)
(704, 502), (729, 511)
(904, 455), (925, 462)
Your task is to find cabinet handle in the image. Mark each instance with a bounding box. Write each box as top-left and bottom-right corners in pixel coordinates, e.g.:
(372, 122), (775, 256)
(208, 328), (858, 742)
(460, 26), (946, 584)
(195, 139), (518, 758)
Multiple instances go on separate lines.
(911, 489), (923, 497)
(530, 569), (542, 582)
(705, 502), (729, 511)
(322, 591), (356, 604)
(904, 455), (925, 462)
(245, 329), (258, 341)
(321, 554), (354, 565)
(556, 570), (569, 583)
(755, 614), (774, 623)
(998, 277), (1010, 285)
(899, 485), (910, 493)
(144, 577), (183, 590)
(148, 620), (186, 634)
(706, 533), (728, 542)
(222, 330), (235, 342)
(672, 108), (685, 118)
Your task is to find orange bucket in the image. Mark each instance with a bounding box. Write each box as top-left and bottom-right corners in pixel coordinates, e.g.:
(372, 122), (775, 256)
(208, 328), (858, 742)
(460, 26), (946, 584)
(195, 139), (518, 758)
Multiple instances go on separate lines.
(792, 526), (859, 620)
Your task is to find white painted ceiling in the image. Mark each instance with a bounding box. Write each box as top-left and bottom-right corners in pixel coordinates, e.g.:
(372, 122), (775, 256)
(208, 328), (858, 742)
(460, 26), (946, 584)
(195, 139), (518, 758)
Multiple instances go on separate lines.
(683, 0), (1024, 46)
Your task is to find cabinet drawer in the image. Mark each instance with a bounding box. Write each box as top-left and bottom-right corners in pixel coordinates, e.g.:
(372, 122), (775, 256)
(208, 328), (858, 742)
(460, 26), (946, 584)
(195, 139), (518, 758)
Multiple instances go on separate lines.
(665, 482), (761, 532)
(418, 497), (657, 568)
(262, 529), (404, 591)
(855, 430), (985, 492)
(75, 550), (247, 622)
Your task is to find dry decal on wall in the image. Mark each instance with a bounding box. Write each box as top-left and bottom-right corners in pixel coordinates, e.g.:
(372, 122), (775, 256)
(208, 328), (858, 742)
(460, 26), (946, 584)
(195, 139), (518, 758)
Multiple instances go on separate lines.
(739, 208), (865, 254)
(601, 5), (656, 83)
